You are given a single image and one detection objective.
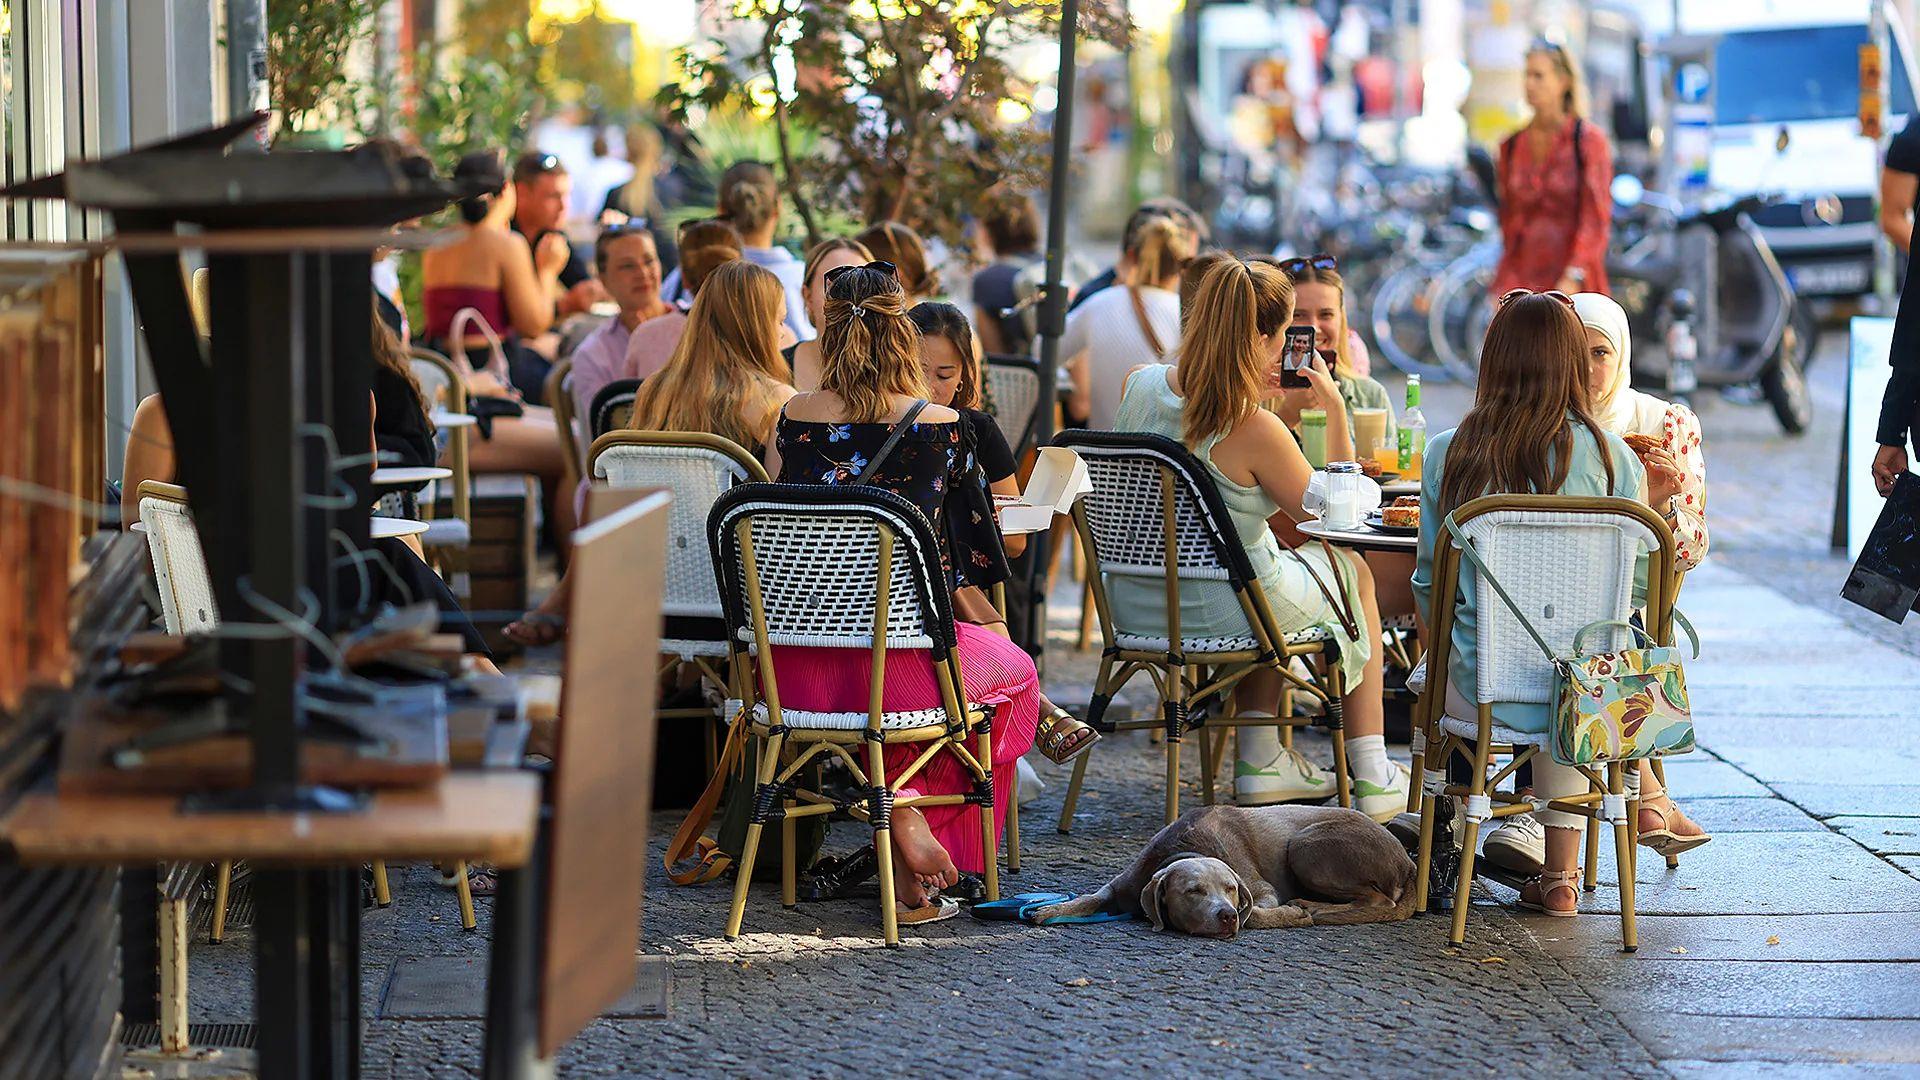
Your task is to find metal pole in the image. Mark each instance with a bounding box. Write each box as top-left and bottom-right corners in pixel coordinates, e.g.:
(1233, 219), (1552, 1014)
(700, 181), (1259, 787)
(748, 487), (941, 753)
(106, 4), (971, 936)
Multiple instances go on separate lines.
(1391, 0), (1411, 162)
(225, 0), (269, 148)
(1034, 0), (1079, 452)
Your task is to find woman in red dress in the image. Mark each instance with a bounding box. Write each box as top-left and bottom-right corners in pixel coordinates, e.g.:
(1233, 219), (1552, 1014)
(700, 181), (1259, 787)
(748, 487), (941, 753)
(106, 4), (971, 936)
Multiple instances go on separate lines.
(1493, 41), (1613, 297)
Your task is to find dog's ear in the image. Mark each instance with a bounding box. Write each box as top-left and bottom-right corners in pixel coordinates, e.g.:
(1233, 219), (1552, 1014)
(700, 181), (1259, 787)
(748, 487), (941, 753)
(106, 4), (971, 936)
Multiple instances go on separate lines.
(1233, 870), (1254, 923)
(1139, 866), (1172, 932)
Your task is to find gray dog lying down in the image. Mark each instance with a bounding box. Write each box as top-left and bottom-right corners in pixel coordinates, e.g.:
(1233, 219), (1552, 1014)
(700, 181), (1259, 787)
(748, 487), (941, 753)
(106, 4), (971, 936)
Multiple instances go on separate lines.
(1029, 804), (1417, 938)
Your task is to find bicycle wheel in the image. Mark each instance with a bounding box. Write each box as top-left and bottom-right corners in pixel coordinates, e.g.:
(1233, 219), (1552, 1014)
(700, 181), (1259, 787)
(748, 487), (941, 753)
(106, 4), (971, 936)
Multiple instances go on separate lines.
(1369, 261), (1454, 382)
(1428, 245), (1499, 381)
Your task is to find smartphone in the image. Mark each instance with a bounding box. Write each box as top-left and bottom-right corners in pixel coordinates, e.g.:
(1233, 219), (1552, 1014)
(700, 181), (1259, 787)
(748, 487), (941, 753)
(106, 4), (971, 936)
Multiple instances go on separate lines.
(1280, 326), (1316, 389)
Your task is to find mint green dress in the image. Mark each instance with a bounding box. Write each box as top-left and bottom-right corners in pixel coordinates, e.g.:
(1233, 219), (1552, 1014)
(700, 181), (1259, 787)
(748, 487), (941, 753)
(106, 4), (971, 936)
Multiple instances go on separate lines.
(1107, 365), (1371, 692)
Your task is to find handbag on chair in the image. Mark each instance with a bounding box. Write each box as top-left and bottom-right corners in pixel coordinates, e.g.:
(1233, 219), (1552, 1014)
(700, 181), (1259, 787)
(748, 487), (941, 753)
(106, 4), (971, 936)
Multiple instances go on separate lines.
(1444, 516), (1699, 767)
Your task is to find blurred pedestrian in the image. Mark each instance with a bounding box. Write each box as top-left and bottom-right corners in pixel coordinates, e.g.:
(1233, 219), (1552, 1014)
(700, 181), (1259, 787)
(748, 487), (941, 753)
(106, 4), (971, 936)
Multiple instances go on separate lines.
(1491, 39), (1612, 297)
(1882, 115), (1920, 255)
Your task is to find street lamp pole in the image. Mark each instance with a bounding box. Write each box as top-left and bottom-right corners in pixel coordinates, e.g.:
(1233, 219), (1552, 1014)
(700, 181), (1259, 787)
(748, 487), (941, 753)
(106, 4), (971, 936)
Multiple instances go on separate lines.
(1035, 0), (1079, 452)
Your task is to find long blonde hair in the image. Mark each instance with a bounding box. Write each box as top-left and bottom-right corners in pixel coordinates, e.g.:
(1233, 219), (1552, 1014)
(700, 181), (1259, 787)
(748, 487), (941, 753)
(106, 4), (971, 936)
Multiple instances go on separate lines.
(819, 264), (926, 423)
(1529, 40), (1587, 119)
(629, 260), (790, 448)
(1130, 214), (1195, 289)
(1177, 258), (1294, 446)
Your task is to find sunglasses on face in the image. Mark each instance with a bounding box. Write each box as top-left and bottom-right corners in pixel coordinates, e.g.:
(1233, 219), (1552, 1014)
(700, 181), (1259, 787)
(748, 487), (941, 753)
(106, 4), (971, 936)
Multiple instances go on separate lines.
(823, 260), (898, 286)
(1497, 288), (1576, 308)
(1278, 253), (1338, 276)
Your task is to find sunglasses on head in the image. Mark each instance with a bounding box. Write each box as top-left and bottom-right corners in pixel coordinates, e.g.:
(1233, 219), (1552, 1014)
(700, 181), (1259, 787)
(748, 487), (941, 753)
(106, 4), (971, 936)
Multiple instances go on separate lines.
(1277, 253), (1338, 276)
(1497, 288), (1576, 309)
(523, 153), (561, 174)
(823, 260), (898, 286)
(1531, 37), (1568, 54)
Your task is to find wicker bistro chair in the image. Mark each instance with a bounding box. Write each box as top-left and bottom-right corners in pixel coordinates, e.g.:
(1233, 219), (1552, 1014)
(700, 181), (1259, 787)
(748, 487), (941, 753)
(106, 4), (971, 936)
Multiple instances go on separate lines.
(985, 354), (1042, 457)
(590, 431), (768, 754)
(1052, 431), (1355, 830)
(407, 347), (475, 593)
(590, 378), (643, 441)
(709, 483), (1002, 946)
(1412, 494), (1679, 953)
(545, 357), (581, 494)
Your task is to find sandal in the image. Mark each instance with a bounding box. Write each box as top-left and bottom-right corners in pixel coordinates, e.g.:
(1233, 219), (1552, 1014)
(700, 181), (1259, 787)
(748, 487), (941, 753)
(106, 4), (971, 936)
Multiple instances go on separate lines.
(503, 612), (566, 647)
(1517, 869), (1581, 917)
(1036, 707), (1100, 765)
(1637, 784), (1712, 859)
(895, 896), (962, 926)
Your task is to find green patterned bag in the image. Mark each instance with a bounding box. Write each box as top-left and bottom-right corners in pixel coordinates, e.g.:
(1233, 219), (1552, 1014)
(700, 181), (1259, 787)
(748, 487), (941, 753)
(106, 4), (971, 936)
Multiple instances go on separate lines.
(1446, 517), (1699, 766)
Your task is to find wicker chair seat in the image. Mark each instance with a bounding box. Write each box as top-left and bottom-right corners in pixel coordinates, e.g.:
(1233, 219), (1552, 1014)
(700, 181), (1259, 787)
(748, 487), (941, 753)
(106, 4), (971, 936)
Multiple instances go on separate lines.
(750, 701), (953, 733)
(1439, 713), (1548, 748)
(1110, 625), (1330, 654)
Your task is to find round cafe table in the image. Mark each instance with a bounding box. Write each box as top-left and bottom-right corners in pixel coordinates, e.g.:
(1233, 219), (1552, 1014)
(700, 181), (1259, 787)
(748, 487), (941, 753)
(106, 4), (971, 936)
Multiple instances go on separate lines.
(1296, 517), (1418, 555)
(1380, 478), (1420, 498)
(370, 517), (430, 540)
(430, 410), (477, 431)
(370, 466), (453, 487)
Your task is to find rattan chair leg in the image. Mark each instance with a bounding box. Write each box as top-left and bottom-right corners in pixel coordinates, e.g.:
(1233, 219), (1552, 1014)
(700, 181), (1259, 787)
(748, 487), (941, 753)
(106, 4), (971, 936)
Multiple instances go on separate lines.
(1077, 578), (1095, 651)
(869, 739), (901, 947)
(159, 895), (189, 1053)
(977, 750), (1001, 903)
(724, 732), (786, 940)
(781, 804), (798, 908)
(1330, 725), (1352, 810)
(454, 861), (476, 931)
(1057, 748), (1091, 834)
(1198, 727), (1217, 806)
(1449, 735), (1494, 947)
(1584, 799), (1602, 892)
(210, 860), (232, 943)
(1611, 764), (1638, 952)
(372, 860), (391, 907)
(1006, 762), (1021, 873)
(1414, 791), (1438, 914)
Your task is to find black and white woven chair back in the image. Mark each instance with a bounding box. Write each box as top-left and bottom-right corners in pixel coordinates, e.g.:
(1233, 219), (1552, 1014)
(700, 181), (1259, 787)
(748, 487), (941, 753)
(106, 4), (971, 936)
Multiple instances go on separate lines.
(985, 354), (1041, 456)
(591, 378), (643, 440)
(593, 436), (757, 632)
(408, 352), (455, 411)
(1053, 430), (1256, 587)
(709, 483), (957, 655)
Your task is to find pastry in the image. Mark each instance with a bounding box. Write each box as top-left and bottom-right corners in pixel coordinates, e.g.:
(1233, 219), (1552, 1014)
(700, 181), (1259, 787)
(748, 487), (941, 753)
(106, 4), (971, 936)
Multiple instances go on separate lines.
(1623, 433), (1661, 457)
(1381, 504), (1420, 529)
(1393, 495), (1419, 507)
(1358, 457), (1383, 478)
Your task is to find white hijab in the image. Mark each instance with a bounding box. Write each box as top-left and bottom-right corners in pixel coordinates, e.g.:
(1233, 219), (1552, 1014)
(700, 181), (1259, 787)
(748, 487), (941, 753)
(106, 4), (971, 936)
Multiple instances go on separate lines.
(1571, 292), (1667, 437)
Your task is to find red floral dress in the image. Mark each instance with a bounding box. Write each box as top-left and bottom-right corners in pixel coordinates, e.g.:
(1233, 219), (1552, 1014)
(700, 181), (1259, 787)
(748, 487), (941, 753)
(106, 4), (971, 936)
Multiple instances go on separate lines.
(1494, 118), (1613, 296)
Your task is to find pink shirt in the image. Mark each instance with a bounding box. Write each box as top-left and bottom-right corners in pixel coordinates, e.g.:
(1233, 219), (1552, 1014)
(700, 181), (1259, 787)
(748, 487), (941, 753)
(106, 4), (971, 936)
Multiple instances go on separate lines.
(623, 310), (689, 383)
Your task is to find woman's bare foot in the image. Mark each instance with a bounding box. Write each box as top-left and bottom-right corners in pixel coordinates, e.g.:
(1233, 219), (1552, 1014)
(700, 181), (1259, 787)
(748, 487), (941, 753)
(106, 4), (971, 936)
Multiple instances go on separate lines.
(889, 806), (959, 904)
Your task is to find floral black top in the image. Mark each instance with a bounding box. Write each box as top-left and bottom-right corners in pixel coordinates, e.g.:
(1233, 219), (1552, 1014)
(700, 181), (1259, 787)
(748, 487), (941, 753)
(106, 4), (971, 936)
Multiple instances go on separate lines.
(775, 410), (1010, 590)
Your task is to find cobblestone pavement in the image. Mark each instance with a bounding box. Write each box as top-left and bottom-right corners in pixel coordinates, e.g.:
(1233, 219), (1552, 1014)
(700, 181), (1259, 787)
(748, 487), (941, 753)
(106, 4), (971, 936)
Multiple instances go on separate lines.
(184, 329), (1920, 1078)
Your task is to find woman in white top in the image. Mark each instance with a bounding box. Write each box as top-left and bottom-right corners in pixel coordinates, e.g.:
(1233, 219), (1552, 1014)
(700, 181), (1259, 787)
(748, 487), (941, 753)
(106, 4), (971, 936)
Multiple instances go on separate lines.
(1062, 214), (1194, 430)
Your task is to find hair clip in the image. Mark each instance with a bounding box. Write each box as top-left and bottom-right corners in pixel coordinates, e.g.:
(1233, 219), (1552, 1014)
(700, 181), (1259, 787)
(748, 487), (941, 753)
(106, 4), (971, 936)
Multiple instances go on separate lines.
(850, 303), (867, 318)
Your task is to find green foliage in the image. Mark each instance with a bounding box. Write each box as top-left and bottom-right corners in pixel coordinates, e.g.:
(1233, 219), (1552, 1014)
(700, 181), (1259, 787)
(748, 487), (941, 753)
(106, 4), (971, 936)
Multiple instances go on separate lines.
(372, 32), (550, 167)
(267, 0), (381, 133)
(658, 0), (1130, 249)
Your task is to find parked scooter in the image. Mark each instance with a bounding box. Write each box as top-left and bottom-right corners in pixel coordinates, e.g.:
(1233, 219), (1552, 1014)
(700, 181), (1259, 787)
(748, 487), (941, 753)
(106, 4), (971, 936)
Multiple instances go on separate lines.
(1606, 175), (1816, 434)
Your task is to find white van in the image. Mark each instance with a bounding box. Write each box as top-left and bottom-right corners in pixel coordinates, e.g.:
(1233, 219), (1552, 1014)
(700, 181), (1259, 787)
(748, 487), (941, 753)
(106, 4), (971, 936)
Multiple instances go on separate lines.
(1675, 0), (1919, 296)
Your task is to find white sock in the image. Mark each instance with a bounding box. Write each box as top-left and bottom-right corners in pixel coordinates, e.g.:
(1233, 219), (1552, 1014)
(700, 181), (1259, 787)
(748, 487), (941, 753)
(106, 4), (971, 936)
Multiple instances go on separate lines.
(1625, 767), (1643, 799)
(1236, 717), (1281, 766)
(1348, 734), (1395, 787)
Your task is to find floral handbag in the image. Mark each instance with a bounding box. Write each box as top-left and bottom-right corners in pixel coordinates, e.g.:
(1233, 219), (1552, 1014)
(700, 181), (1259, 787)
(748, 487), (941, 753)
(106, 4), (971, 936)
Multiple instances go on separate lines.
(1446, 517), (1699, 766)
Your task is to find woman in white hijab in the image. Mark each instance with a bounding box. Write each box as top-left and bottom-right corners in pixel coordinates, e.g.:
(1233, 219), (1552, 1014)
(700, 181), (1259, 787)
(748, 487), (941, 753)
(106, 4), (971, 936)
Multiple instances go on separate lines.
(1577, 291), (1711, 857)
(1483, 292), (1712, 877)
(1571, 292), (1708, 568)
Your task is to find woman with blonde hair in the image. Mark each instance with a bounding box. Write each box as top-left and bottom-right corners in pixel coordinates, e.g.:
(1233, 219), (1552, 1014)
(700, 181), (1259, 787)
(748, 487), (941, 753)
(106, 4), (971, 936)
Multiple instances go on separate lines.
(1062, 212), (1195, 429)
(786, 236), (875, 390)
(1493, 40), (1613, 295)
(1412, 289), (1647, 916)
(766, 263), (1041, 925)
(503, 260), (796, 646)
(1110, 257), (1406, 817)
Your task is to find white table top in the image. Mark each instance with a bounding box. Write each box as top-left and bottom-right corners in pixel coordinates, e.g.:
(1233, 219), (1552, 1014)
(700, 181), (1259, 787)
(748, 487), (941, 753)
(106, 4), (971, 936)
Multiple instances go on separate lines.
(370, 466), (453, 486)
(1296, 517), (1418, 551)
(371, 517), (431, 540)
(430, 411), (477, 430)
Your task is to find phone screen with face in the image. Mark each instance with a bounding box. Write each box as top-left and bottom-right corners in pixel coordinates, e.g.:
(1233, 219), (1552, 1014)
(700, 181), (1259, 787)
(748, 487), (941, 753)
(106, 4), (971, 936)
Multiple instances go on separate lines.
(1280, 325), (1316, 389)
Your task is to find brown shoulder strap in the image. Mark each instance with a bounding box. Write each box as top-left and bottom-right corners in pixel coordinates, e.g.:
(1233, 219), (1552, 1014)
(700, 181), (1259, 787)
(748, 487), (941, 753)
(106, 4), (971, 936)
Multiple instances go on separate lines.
(662, 702), (753, 885)
(1128, 284), (1168, 359)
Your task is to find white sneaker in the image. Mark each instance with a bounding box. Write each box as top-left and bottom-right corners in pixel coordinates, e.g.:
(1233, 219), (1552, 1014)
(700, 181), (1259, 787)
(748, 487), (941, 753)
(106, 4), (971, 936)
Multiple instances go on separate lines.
(1482, 813), (1546, 875)
(1235, 747), (1334, 805)
(1352, 763), (1414, 824)
(1015, 756), (1045, 806)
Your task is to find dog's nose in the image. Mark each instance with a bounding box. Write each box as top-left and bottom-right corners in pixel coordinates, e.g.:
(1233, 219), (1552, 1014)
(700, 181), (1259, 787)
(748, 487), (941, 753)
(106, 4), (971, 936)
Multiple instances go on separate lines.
(1212, 902), (1239, 938)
